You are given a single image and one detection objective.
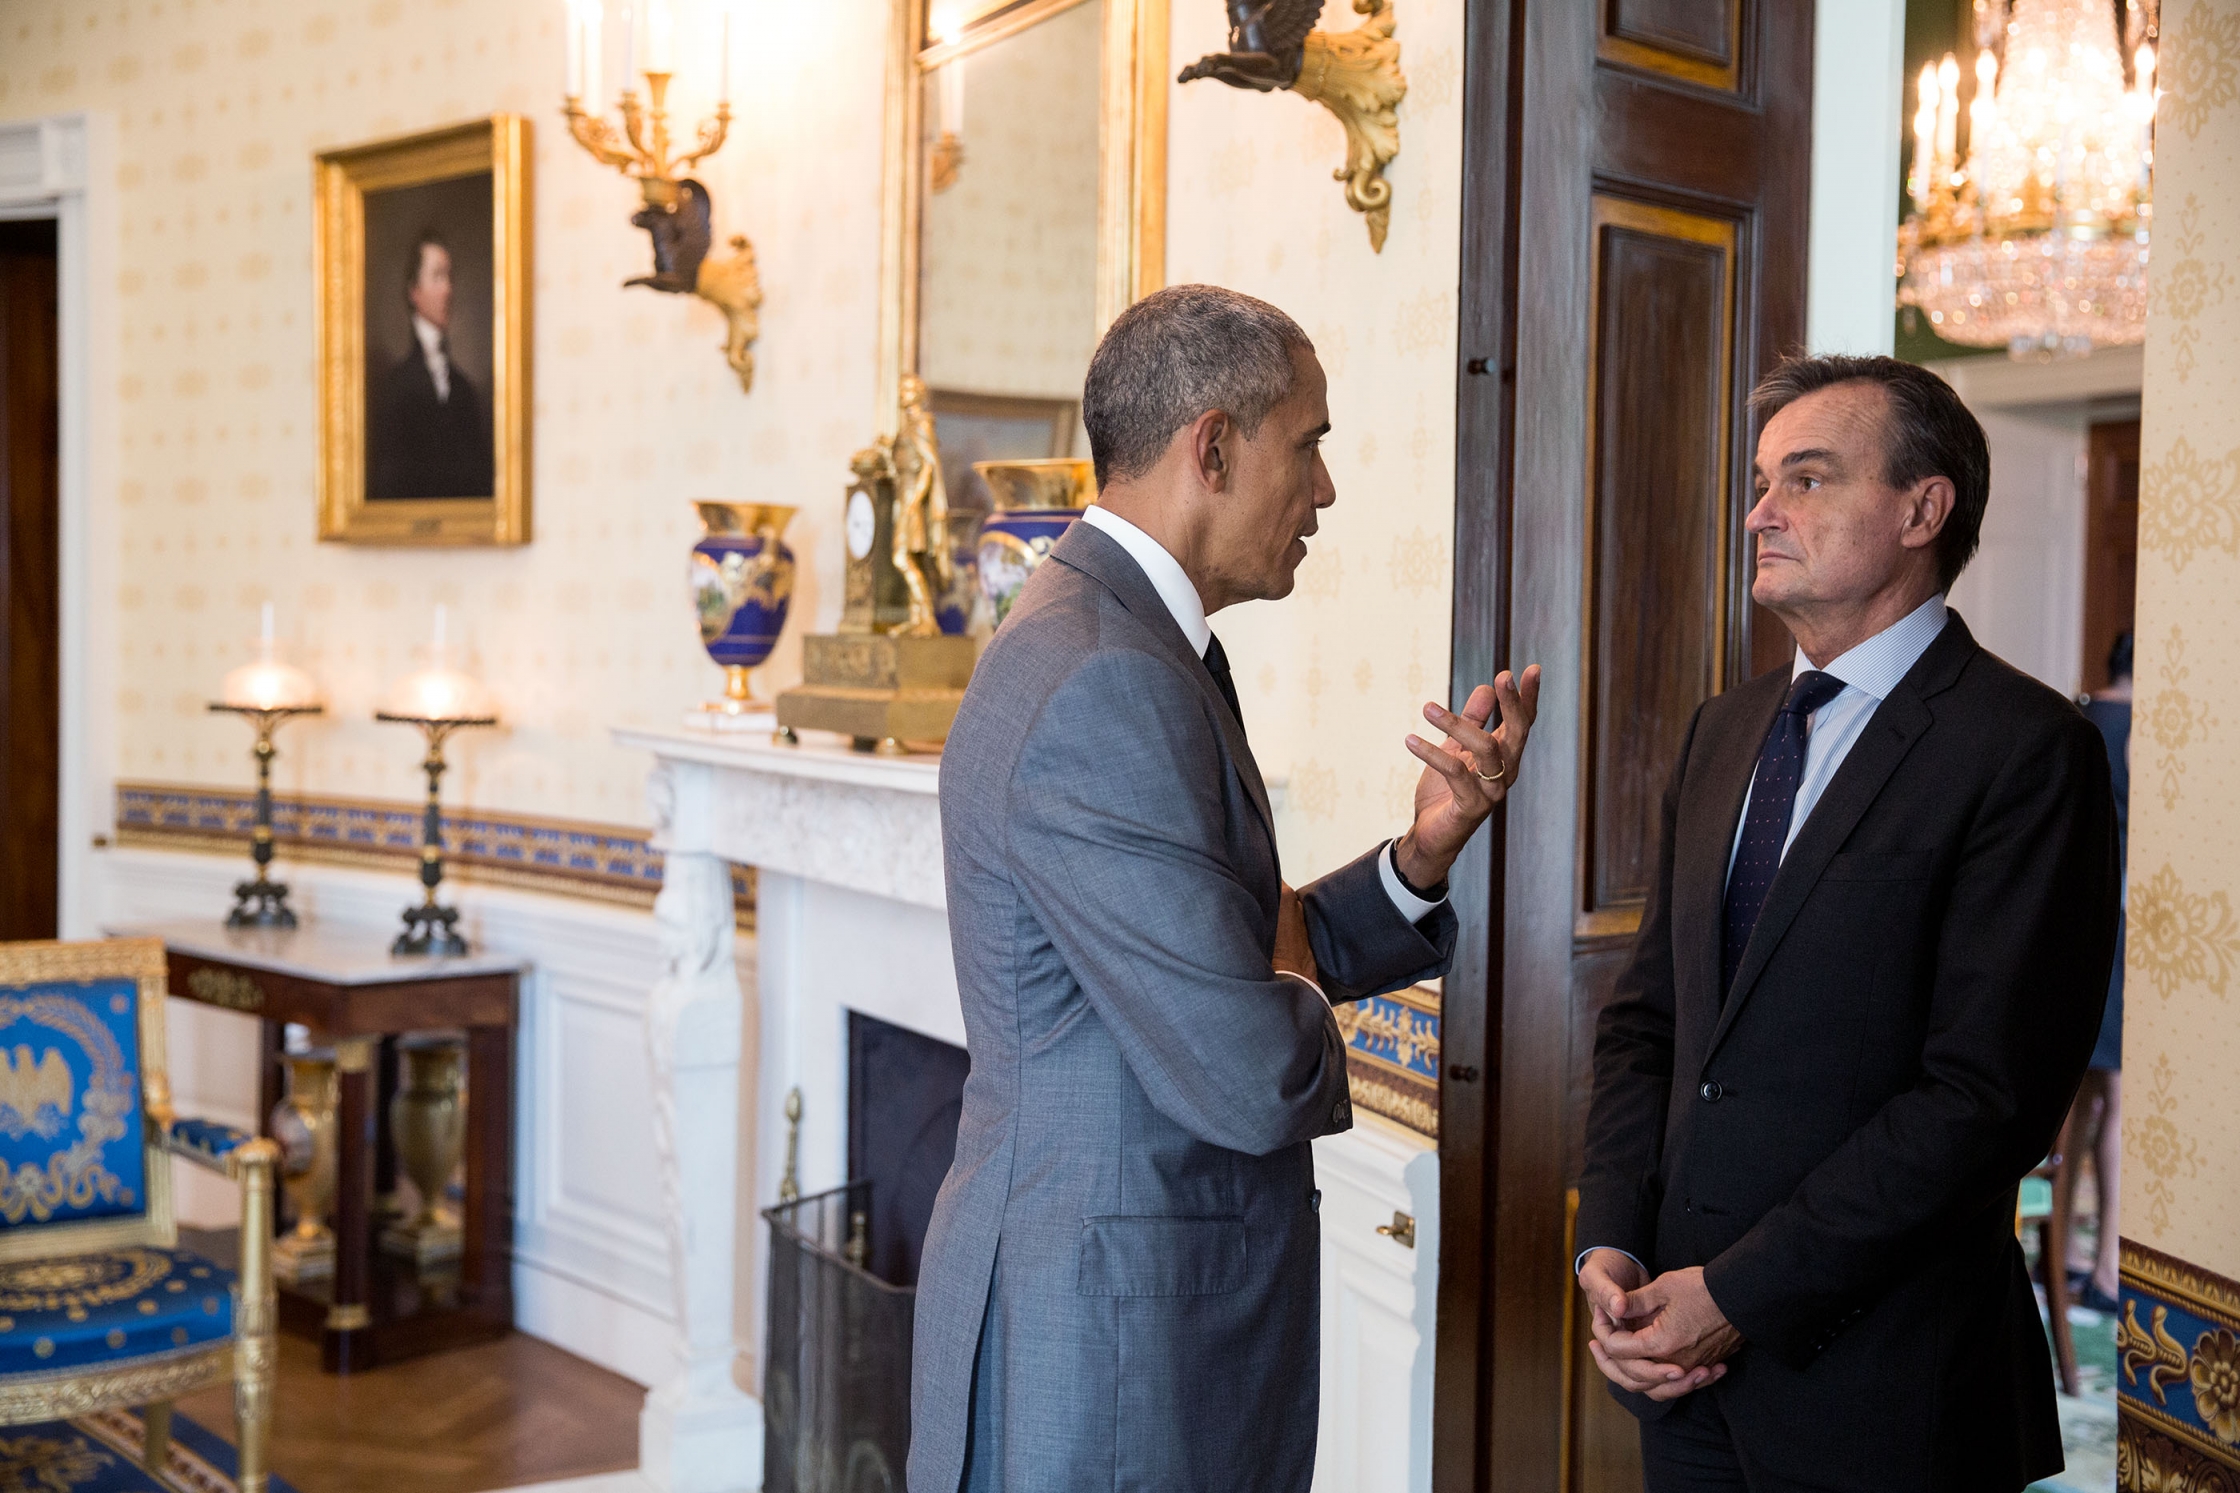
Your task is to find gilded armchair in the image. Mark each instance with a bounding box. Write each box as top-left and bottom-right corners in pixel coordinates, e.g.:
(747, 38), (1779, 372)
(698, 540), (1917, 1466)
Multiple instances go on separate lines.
(0, 938), (278, 1491)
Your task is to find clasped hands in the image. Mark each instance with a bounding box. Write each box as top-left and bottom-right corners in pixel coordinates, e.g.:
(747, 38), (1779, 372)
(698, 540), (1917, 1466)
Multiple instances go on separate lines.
(1273, 668), (1544, 989)
(1577, 1249), (1743, 1400)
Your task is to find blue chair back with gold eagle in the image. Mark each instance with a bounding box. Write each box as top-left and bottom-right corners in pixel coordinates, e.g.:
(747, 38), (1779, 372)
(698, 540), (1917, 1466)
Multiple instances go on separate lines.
(0, 940), (279, 1493)
(0, 940), (174, 1263)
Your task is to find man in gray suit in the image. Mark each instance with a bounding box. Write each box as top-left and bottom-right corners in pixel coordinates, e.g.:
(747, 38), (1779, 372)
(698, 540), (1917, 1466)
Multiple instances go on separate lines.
(909, 284), (1542, 1493)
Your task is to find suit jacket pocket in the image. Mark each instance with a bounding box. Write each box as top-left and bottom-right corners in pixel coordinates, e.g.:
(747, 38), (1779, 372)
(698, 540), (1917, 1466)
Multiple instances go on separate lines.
(1077, 1215), (1249, 1297)
(1822, 850), (1936, 883)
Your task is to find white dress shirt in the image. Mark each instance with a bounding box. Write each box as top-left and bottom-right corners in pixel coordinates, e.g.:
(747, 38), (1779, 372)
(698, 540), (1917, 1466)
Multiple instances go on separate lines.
(412, 314), (452, 404)
(1724, 592), (1950, 885)
(1080, 504), (1444, 926)
(1581, 592), (1952, 1279)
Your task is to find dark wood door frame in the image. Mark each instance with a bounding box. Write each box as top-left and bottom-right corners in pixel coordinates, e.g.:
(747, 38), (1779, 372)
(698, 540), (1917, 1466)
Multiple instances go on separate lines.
(1436, 0), (1523, 1487)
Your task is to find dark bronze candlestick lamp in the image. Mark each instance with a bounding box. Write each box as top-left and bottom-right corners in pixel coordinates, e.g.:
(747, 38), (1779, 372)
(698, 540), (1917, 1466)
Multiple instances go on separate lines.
(210, 611), (324, 927)
(376, 614), (498, 956)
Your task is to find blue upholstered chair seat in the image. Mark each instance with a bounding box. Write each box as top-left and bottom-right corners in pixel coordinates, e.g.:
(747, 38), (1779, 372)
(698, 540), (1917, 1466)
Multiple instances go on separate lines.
(0, 1248), (235, 1378)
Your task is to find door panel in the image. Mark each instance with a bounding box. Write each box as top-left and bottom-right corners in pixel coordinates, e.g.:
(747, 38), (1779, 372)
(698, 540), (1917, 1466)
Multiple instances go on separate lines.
(1583, 199), (1736, 933)
(1601, 0), (1742, 89)
(0, 219), (61, 943)
(1441, 1), (1811, 1489)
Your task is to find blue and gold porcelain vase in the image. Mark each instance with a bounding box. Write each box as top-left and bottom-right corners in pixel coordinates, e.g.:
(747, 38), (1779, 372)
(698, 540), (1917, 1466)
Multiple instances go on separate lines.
(691, 501), (798, 713)
(973, 459), (1095, 628)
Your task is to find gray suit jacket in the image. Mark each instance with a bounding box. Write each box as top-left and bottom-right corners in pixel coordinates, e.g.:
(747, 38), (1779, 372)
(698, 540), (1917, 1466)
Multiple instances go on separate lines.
(908, 522), (1457, 1493)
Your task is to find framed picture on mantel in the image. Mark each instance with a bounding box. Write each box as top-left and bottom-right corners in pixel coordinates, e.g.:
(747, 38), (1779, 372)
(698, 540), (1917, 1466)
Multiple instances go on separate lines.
(315, 116), (532, 546)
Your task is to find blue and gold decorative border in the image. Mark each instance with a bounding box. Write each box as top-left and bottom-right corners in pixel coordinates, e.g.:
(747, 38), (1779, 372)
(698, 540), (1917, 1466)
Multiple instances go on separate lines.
(2117, 1239), (2240, 1488)
(1336, 983), (1440, 1141)
(113, 783), (753, 918)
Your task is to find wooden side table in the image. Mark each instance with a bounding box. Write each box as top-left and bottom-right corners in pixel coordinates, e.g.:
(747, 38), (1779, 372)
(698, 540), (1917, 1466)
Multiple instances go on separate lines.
(122, 921), (526, 1374)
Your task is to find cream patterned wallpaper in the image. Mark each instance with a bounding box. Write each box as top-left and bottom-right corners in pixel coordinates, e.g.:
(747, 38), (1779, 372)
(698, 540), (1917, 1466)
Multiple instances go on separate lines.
(0, 0), (889, 826)
(1167, 0), (1463, 881)
(2123, 0), (2240, 1277)
(0, 0), (1464, 879)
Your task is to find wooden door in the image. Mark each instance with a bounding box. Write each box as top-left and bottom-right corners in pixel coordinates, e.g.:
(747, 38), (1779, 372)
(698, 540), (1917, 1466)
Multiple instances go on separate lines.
(0, 219), (61, 941)
(2081, 419), (2141, 692)
(1438, 3), (1813, 1488)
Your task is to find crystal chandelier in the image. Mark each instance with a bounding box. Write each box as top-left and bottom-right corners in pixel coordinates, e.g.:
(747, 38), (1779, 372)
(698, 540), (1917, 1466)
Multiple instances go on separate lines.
(1897, 0), (2159, 360)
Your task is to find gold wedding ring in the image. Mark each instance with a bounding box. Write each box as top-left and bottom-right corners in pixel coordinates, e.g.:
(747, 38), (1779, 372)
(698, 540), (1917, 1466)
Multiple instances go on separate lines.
(1473, 756), (1505, 784)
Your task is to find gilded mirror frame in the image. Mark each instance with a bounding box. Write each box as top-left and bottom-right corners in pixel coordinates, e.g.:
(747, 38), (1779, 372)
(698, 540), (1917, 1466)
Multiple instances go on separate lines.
(876, 0), (1167, 433)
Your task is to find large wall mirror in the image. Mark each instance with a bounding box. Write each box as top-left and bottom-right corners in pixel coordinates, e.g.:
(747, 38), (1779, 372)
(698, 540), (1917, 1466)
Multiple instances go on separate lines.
(879, 0), (1167, 508)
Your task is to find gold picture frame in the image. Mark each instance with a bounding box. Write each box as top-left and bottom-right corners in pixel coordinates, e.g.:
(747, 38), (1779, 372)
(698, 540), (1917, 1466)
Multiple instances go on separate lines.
(316, 116), (532, 546)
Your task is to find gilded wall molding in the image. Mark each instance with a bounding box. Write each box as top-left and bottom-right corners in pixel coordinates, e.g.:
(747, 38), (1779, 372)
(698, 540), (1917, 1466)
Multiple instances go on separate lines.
(2120, 1239), (2240, 1488)
(113, 784), (753, 921)
(1290, 0), (1406, 252)
(1179, 0), (1407, 252)
(1334, 982), (1439, 1139)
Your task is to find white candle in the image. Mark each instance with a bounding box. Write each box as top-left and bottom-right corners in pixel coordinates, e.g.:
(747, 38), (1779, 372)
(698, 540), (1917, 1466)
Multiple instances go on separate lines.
(564, 0), (580, 97)
(581, 4), (601, 107)
(1912, 62), (1938, 211)
(260, 601), (276, 651)
(719, 10), (731, 104)
(943, 54), (966, 139)
(646, 0), (673, 74)
(1935, 53), (1960, 176)
(622, 2), (636, 88)
(1968, 48), (1997, 169)
(432, 604), (449, 654)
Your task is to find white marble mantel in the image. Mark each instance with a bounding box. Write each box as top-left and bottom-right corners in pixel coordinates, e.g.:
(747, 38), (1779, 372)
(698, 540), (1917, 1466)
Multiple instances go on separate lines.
(608, 724), (962, 1493)
(625, 725), (946, 912)
(612, 722), (1433, 1493)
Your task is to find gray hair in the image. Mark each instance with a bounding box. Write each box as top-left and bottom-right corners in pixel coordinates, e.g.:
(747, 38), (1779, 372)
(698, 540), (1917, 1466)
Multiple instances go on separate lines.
(1082, 285), (1314, 487)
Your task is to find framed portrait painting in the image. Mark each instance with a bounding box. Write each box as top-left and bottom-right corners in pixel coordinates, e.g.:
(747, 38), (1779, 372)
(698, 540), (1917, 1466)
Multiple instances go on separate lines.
(316, 117), (531, 545)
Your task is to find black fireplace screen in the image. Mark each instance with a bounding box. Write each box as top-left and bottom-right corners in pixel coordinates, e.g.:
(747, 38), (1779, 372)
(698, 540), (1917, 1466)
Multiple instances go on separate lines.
(763, 1181), (915, 1493)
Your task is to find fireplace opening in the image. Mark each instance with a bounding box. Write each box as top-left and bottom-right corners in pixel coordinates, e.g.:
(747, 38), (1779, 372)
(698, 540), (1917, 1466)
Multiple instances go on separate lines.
(845, 1010), (970, 1289)
(762, 1014), (970, 1492)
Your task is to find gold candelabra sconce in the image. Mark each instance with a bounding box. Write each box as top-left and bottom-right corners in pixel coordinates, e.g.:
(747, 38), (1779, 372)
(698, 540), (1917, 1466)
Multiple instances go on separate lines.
(560, 0), (765, 391)
(1180, 0), (1408, 252)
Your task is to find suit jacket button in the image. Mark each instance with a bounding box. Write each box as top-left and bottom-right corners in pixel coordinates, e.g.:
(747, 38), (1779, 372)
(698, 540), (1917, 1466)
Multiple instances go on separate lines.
(1332, 1100), (1350, 1124)
(1699, 1081), (1724, 1102)
(1310, 1189), (1322, 1213)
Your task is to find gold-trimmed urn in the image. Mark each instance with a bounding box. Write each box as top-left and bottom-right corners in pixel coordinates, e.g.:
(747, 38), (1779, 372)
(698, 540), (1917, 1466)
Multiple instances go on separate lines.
(690, 501), (798, 715)
(973, 458), (1096, 629)
(381, 1036), (467, 1266)
(269, 1052), (340, 1284)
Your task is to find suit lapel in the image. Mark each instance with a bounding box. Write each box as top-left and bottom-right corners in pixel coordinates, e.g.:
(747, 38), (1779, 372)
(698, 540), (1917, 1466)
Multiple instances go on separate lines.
(1705, 617), (1979, 1060)
(1047, 525), (1279, 852)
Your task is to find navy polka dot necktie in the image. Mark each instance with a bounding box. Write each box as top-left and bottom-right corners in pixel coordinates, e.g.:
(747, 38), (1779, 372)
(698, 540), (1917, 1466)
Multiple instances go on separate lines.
(1720, 670), (1848, 1001)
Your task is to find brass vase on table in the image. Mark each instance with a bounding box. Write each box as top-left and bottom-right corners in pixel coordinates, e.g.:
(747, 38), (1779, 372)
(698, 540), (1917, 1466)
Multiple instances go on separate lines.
(381, 1037), (467, 1266)
(269, 1052), (340, 1284)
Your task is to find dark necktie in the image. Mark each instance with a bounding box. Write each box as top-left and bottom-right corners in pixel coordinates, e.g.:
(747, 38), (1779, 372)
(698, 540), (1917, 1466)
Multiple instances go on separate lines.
(1202, 633), (1244, 731)
(1720, 670), (1848, 1000)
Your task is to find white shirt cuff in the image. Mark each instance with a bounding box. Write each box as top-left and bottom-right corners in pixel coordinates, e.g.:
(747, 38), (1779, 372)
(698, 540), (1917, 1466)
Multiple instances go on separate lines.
(1378, 840), (1446, 925)
(1575, 1246), (1648, 1278)
(1277, 971), (1330, 1003)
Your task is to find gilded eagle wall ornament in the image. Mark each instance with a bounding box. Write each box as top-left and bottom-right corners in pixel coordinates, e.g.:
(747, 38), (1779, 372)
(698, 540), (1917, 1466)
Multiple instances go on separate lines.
(1180, 0), (1409, 252)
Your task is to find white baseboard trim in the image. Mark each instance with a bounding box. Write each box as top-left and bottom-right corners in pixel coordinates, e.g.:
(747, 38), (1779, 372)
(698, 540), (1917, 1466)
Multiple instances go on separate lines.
(514, 1256), (669, 1390)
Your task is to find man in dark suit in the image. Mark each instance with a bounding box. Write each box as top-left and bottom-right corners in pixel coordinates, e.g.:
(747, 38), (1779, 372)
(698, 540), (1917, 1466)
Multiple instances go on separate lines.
(1574, 354), (2120, 1491)
(367, 231), (493, 500)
